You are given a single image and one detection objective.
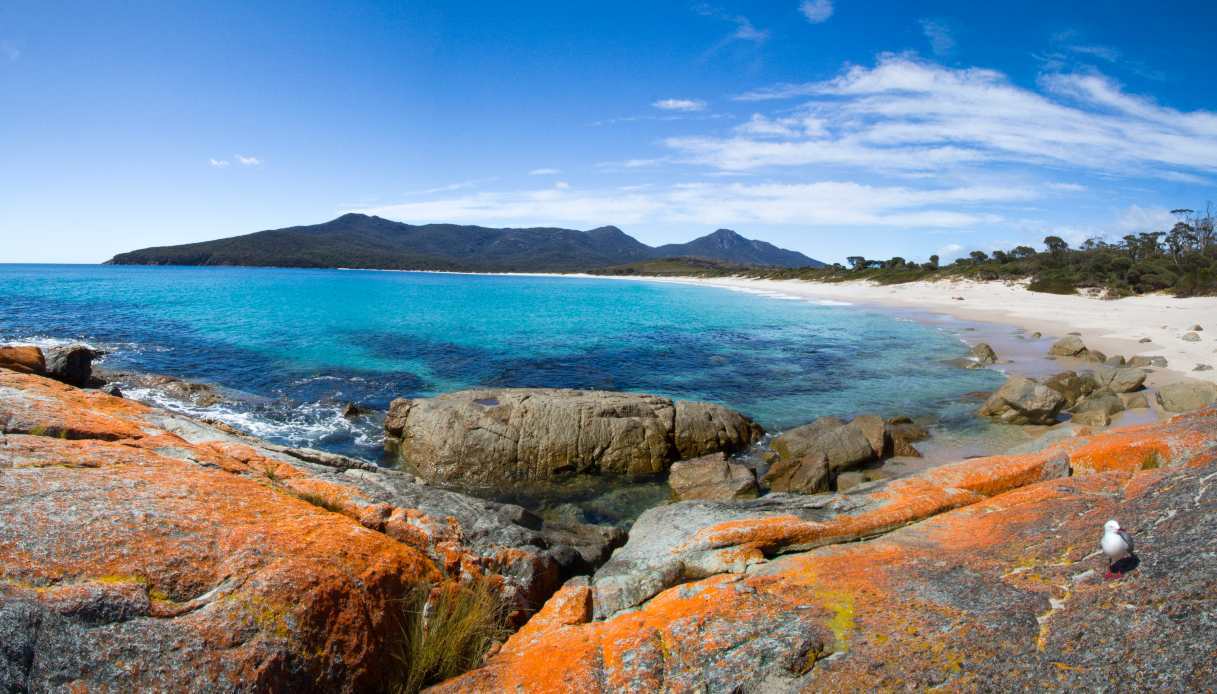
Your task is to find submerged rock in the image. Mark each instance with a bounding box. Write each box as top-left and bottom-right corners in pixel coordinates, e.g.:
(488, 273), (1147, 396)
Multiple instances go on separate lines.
(978, 376), (1065, 425)
(668, 452), (758, 501)
(385, 388), (762, 485)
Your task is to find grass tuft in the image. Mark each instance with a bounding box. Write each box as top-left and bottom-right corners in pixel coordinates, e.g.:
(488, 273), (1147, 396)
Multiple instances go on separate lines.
(386, 577), (510, 693)
(290, 489), (344, 513)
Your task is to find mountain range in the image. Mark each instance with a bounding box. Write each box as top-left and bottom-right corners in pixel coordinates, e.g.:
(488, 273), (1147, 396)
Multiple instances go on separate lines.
(106, 213), (823, 272)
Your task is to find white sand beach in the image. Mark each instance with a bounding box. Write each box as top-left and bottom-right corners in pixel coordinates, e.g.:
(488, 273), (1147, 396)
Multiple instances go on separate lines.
(615, 275), (1217, 386)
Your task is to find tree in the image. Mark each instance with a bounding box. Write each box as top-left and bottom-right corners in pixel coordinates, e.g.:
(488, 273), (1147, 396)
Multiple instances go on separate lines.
(1043, 236), (1069, 255)
(927, 254), (940, 269)
(969, 250), (989, 263)
(887, 256), (906, 268)
(846, 256), (867, 271)
(992, 250), (1010, 264)
(1010, 245), (1037, 260)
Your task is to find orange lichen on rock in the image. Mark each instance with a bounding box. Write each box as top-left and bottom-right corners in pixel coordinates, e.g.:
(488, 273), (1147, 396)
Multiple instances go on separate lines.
(0, 345), (46, 375)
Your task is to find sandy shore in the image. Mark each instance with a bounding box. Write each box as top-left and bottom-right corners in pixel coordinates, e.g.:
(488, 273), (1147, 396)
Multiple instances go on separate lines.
(602, 275), (1217, 386)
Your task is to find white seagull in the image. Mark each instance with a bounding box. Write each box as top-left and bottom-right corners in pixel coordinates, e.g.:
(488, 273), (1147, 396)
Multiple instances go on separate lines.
(1101, 519), (1135, 579)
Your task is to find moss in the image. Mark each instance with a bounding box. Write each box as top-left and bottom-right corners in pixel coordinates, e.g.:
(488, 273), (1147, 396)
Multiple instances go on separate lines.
(1140, 451), (1161, 470)
(817, 589), (856, 654)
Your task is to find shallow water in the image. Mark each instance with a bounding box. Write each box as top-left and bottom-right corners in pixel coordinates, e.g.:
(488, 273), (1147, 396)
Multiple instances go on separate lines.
(0, 265), (1005, 463)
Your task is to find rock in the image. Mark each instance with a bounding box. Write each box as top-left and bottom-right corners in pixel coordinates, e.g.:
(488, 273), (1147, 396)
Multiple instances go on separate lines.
(668, 453), (758, 501)
(1182, 332), (1202, 342)
(1191, 324), (1204, 331)
(385, 389), (762, 485)
(1195, 364), (1214, 372)
(1070, 410), (1110, 427)
(42, 344), (98, 387)
(340, 402), (370, 419)
(1155, 381), (1217, 412)
(849, 414), (887, 458)
(1092, 366), (1147, 394)
(1080, 349), (1107, 363)
(97, 370), (227, 407)
(978, 376), (1066, 425)
(100, 383), (123, 398)
(885, 421), (928, 458)
(0, 346), (46, 376)
(1128, 355), (1168, 368)
(771, 418), (875, 474)
(1043, 371), (1099, 409)
(969, 343), (997, 365)
(1048, 335), (1087, 357)
(834, 469), (870, 492)
(1071, 390), (1124, 417)
(762, 453), (829, 494)
(1139, 337), (1153, 343)
(1105, 355), (1126, 366)
(1030, 331), (1042, 339)
(440, 409), (1217, 692)
(1120, 392), (1149, 410)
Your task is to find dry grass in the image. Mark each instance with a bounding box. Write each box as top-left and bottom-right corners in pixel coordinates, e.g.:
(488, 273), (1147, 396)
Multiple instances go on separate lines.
(387, 577), (511, 693)
(289, 489), (344, 513)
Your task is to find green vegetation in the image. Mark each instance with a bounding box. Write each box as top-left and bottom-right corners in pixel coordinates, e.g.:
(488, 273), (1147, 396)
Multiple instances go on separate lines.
(600, 208), (1217, 298)
(386, 578), (511, 693)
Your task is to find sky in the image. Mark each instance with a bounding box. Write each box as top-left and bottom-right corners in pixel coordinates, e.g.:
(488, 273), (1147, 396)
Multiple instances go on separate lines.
(4, 1), (1217, 264)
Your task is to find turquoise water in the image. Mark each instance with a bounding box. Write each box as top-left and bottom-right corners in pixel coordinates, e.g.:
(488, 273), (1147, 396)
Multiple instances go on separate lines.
(0, 264), (1002, 459)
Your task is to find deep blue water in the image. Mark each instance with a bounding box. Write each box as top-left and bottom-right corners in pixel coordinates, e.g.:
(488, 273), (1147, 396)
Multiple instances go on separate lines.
(0, 264), (1002, 459)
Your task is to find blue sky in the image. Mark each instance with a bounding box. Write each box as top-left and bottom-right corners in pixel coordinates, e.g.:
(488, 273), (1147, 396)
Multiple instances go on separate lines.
(3, 1), (1217, 264)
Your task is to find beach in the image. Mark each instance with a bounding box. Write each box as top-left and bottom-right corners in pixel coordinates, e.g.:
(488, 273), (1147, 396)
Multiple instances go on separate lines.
(613, 275), (1217, 386)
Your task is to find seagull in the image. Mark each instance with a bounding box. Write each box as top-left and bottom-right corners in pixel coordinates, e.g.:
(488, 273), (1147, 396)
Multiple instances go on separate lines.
(1101, 519), (1135, 579)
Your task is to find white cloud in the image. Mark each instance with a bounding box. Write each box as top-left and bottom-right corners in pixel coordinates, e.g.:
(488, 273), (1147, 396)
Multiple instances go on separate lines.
(694, 55), (1217, 180)
(235, 154), (261, 166)
(354, 180), (1034, 230)
(919, 19), (955, 56)
(799, 0), (833, 24)
(1068, 44), (1119, 63)
(695, 6), (769, 47)
(1047, 182), (1087, 192)
(208, 158), (230, 168)
(0, 41), (18, 62)
(653, 98), (707, 112)
(1116, 205), (1177, 235)
(529, 168), (561, 175)
(554, 181), (570, 189)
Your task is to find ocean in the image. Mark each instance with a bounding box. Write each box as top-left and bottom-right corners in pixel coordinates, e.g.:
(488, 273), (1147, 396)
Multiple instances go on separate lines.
(0, 264), (1004, 461)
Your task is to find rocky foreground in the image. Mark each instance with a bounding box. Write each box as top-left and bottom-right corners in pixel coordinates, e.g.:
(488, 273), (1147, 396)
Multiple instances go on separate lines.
(3, 351), (1217, 690)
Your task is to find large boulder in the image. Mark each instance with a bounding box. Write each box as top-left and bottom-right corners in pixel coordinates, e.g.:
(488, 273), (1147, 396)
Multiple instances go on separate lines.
(1156, 381), (1217, 412)
(1048, 335), (1088, 357)
(42, 344), (98, 387)
(771, 417), (875, 474)
(1128, 355), (1168, 368)
(761, 453), (830, 494)
(385, 389), (762, 485)
(886, 419), (929, 457)
(0, 346), (46, 376)
(969, 342), (998, 365)
(1071, 390), (1125, 418)
(1043, 371), (1099, 409)
(1092, 366), (1146, 394)
(668, 452), (758, 501)
(978, 376), (1066, 425)
(850, 414), (887, 458)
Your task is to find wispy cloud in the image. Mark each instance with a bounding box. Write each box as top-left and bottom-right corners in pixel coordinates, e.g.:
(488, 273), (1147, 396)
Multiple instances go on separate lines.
(528, 168), (561, 175)
(799, 0), (833, 24)
(695, 4), (770, 53)
(208, 158), (230, 168)
(1068, 44), (1119, 62)
(919, 19), (955, 56)
(404, 178), (497, 195)
(0, 40), (19, 62)
(1047, 182), (1087, 192)
(653, 98), (707, 112)
(696, 54), (1217, 180)
(235, 154), (261, 166)
(354, 180), (1034, 230)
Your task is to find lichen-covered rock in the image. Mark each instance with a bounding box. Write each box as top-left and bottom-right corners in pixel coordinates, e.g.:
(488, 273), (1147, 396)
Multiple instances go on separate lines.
(668, 452), (757, 501)
(386, 389), (761, 484)
(978, 376), (1065, 425)
(1155, 381), (1217, 412)
(0, 346), (45, 376)
(437, 408), (1217, 693)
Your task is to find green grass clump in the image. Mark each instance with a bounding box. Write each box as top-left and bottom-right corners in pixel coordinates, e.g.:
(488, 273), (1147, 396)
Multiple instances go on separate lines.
(387, 577), (511, 693)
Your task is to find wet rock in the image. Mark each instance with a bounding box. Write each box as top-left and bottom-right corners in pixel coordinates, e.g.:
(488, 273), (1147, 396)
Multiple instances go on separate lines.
(771, 418), (874, 474)
(98, 370), (227, 407)
(969, 343), (997, 365)
(762, 453), (829, 494)
(1048, 335), (1087, 357)
(978, 376), (1065, 425)
(385, 389), (761, 485)
(1120, 392), (1150, 410)
(340, 402), (370, 419)
(885, 420), (928, 458)
(100, 383), (123, 398)
(1182, 332), (1202, 342)
(0, 346), (46, 376)
(849, 414), (887, 458)
(1091, 366), (1147, 394)
(668, 452), (758, 501)
(1155, 381), (1217, 412)
(42, 345), (98, 387)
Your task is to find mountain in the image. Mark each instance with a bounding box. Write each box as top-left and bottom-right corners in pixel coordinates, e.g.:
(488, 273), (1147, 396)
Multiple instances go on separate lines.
(106, 214), (823, 272)
(655, 228), (822, 269)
